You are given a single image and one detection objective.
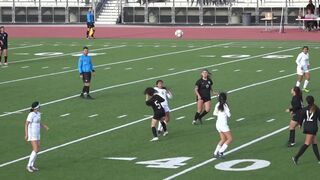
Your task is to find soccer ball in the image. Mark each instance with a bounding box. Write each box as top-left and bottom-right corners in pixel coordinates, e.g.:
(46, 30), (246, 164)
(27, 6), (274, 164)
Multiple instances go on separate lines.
(175, 29), (183, 38)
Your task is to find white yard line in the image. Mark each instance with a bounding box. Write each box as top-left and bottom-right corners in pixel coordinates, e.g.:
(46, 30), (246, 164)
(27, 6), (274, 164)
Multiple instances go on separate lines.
(103, 157), (137, 161)
(163, 126), (288, 180)
(0, 66), (314, 168)
(60, 113), (70, 117)
(176, 116), (186, 120)
(266, 118), (276, 123)
(0, 47), (301, 117)
(205, 117), (215, 121)
(9, 45), (126, 64)
(88, 114), (99, 118)
(236, 117), (245, 122)
(117, 115), (127, 119)
(0, 42), (232, 86)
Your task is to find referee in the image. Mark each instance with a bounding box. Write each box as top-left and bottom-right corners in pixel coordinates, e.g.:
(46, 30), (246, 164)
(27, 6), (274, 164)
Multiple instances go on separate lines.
(78, 47), (95, 99)
(0, 26), (9, 66)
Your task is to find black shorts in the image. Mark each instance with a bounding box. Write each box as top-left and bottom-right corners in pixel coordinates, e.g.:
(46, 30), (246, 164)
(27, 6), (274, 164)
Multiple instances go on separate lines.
(153, 112), (165, 120)
(87, 22), (95, 28)
(0, 45), (7, 50)
(196, 96), (211, 103)
(82, 72), (92, 83)
(291, 112), (301, 122)
(303, 129), (318, 135)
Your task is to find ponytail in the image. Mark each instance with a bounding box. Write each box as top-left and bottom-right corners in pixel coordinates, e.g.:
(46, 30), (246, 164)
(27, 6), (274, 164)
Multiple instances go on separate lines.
(218, 92), (227, 111)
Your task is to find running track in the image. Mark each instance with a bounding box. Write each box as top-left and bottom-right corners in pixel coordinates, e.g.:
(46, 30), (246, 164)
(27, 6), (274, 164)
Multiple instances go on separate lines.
(4, 24), (320, 41)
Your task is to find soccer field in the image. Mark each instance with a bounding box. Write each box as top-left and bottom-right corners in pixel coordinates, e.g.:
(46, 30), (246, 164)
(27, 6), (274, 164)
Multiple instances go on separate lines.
(0, 38), (320, 180)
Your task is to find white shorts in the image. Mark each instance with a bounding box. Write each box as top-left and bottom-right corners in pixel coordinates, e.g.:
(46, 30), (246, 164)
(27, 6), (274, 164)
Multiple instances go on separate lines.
(297, 66), (309, 76)
(28, 130), (40, 141)
(162, 104), (170, 113)
(216, 123), (230, 133)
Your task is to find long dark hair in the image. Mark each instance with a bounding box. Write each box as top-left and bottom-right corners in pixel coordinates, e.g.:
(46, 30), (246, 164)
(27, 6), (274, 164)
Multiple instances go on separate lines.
(144, 87), (157, 96)
(306, 96), (318, 113)
(30, 101), (40, 112)
(218, 92), (227, 111)
(293, 86), (303, 102)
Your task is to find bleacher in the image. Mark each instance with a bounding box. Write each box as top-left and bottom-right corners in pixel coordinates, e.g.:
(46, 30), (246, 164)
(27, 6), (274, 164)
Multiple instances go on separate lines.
(0, 0), (91, 7)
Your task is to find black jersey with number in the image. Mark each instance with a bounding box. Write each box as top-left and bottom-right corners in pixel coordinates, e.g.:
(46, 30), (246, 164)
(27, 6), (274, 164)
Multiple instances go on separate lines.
(0, 32), (8, 46)
(195, 78), (213, 98)
(300, 105), (320, 135)
(146, 95), (165, 120)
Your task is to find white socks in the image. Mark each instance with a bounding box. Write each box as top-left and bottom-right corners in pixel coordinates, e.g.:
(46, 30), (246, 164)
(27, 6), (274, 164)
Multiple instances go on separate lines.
(214, 144), (222, 155)
(219, 144), (229, 154)
(303, 80), (309, 89)
(157, 121), (167, 131)
(27, 151), (37, 167)
(296, 81), (301, 87)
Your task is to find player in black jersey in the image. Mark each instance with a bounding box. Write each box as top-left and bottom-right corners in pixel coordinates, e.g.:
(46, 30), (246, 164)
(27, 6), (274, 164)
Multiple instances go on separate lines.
(0, 26), (9, 66)
(192, 69), (218, 125)
(285, 87), (303, 147)
(292, 95), (320, 165)
(144, 87), (168, 142)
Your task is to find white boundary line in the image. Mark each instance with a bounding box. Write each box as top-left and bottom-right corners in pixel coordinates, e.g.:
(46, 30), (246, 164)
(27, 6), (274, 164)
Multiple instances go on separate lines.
(163, 126), (288, 180)
(1, 67), (319, 168)
(0, 47), (300, 117)
(9, 45), (126, 64)
(0, 42), (232, 85)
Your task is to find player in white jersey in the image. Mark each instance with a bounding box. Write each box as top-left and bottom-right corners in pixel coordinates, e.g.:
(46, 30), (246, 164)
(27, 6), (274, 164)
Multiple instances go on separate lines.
(295, 46), (311, 93)
(24, 102), (49, 172)
(154, 80), (173, 133)
(212, 92), (232, 159)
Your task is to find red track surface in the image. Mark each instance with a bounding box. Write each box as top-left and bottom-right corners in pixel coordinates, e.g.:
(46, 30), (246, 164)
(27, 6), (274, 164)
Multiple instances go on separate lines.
(5, 25), (320, 41)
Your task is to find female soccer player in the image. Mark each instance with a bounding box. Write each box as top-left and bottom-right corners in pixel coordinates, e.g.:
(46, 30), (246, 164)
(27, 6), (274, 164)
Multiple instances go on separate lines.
(212, 92), (232, 158)
(292, 96), (320, 165)
(295, 46), (311, 92)
(144, 87), (168, 142)
(285, 87), (303, 147)
(154, 80), (173, 133)
(24, 102), (49, 172)
(192, 69), (218, 125)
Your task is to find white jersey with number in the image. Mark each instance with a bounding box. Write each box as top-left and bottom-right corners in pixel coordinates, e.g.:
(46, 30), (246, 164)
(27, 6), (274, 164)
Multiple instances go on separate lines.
(154, 87), (172, 112)
(296, 52), (310, 75)
(213, 103), (231, 132)
(26, 112), (41, 141)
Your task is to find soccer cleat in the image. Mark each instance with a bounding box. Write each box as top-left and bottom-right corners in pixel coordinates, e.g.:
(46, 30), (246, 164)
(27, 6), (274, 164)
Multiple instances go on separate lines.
(150, 137), (159, 142)
(31, 166), (39, 171)
(163, 131), (169, 136)
(292, 157), (298, 165)
(4, 62), (8, 66)
(26, 166), (34, 172)
(80, 93), (85, 98)
(288, 142), (295, 147)
(217, 153), (225, 159)
(192, 120), (197, 125)
(86, 94), (94, 100)
(302, 88), (310, 93)
(0, 62), (2, 66)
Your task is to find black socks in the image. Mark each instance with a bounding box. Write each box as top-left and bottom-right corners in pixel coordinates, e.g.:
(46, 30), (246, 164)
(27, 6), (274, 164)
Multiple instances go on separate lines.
(289, 130), (295, 143)
(152, 127), (157, 137)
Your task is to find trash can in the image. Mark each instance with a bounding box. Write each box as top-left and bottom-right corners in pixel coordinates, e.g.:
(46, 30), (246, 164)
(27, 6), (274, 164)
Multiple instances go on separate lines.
(242, 13), (251, 26)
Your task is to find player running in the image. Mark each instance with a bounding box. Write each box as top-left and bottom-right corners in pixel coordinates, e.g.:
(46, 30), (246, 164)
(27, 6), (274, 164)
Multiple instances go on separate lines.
(86, 9), (95, 39)
(144, 87), (168, 142)
(295, 46), (311, 92)
(292, 95), (320, 165)
(212, 92), (232, 159)
(154, 80), (173, 134)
